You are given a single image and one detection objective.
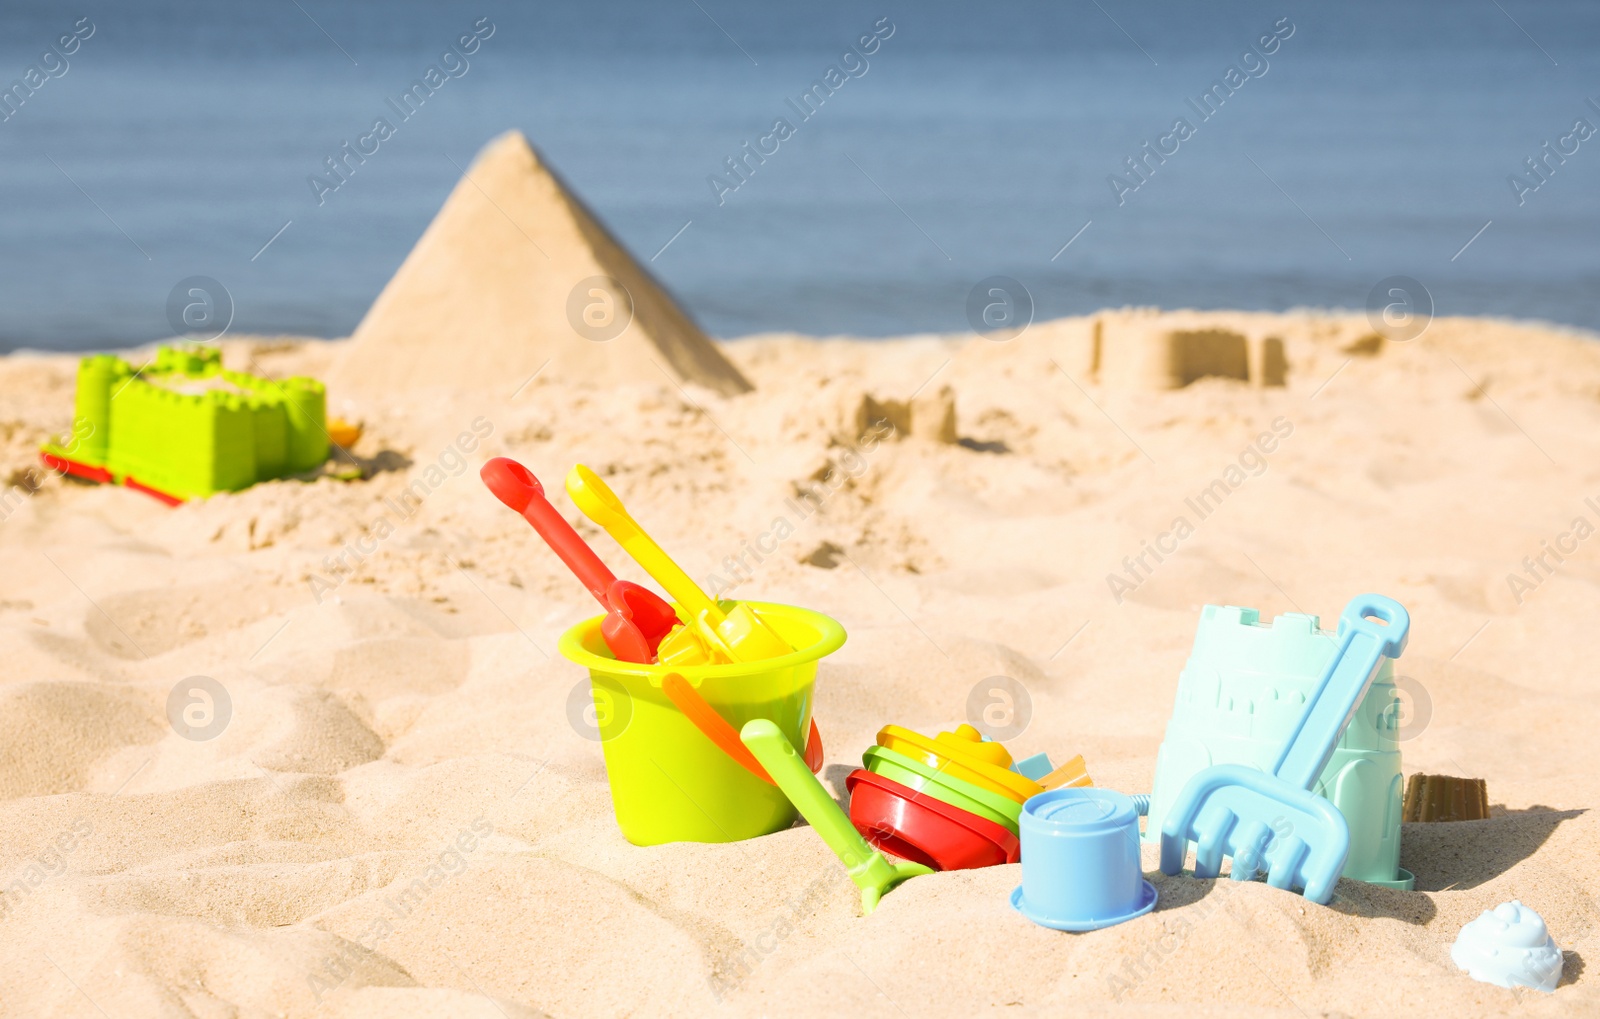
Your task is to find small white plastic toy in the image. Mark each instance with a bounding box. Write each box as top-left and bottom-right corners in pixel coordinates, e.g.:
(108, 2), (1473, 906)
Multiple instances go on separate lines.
(1451, 900), (1563, 994)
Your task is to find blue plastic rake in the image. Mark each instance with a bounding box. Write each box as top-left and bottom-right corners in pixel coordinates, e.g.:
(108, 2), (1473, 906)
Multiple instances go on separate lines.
(1159, 594), (1410, 904)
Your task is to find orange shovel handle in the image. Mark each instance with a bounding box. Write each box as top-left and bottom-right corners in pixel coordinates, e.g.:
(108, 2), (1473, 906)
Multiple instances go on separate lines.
(662, 673), (823, 783)
(803, 719), (824, 774)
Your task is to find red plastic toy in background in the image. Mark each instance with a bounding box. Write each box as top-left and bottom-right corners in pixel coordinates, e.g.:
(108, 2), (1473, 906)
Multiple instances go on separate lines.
(846, 769), (1020, 871)
(480, 457), (681, 663)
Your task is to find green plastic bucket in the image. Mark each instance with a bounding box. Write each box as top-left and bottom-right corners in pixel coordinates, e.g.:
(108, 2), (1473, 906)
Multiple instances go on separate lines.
(558, 601), (846, 846)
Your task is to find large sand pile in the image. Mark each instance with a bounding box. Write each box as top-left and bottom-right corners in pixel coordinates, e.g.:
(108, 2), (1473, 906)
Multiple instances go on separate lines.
(331, 131), (751, 399)
(0, 312), (1597, 1017)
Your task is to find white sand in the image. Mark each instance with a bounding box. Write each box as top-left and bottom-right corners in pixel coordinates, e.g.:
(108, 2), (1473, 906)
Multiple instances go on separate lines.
(0, 312), (1596, 1016)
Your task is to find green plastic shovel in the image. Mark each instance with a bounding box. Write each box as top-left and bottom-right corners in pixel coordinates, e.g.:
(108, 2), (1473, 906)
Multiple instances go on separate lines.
(740, 718), (931, 914)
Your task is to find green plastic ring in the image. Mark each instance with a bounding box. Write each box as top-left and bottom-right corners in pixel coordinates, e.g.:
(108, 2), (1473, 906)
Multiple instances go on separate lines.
(862, 744), (1022, 833)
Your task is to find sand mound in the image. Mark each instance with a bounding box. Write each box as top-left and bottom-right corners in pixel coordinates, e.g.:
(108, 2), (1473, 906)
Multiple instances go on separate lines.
(331, 131), (751, 399)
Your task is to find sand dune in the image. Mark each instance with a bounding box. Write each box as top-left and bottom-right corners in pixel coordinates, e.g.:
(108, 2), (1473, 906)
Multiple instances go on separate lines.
(0, 311), (1597, 1016)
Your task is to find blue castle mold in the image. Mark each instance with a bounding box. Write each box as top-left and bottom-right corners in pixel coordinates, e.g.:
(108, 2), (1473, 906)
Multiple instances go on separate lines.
(1145, 605), (1413, 889)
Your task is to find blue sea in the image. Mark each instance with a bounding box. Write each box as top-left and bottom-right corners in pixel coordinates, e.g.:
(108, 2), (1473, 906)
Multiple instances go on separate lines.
(3, 0), (1599, 349)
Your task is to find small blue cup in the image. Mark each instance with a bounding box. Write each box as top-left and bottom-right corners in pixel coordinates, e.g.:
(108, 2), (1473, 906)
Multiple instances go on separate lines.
(1011, 787), (1157, 932)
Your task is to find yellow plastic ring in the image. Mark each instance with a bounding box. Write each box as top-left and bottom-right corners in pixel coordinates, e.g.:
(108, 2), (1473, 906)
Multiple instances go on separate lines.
(876, 725), (1043, 804)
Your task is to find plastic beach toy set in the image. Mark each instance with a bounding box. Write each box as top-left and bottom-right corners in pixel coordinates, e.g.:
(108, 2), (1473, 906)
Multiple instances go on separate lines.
(487, 459), (1565, 989)
(36, 343), (1565, 992)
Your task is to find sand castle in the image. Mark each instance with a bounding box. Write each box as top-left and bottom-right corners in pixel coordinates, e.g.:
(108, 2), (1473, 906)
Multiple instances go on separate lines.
(1048, 310), (1289, 389)
(40, 345), (328, 503)
(332, 130), (752, 398)
(1146, 605), (1412, 889)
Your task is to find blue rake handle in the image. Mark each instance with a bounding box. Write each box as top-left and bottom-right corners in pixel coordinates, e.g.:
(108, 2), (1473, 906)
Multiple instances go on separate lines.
(1272, 594), (1409, 792)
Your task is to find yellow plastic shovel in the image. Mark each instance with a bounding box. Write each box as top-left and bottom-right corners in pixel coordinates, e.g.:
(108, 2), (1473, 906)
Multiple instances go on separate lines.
(566, 464), (793, 665)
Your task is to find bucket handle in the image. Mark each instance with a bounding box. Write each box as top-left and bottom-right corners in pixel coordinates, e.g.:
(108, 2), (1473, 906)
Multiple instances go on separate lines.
(661, 673), (823, 784)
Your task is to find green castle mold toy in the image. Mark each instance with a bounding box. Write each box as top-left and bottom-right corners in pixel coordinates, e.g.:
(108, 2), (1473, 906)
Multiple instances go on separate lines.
(1145, 604), (1414, 890)
(40, 346), (329, 505)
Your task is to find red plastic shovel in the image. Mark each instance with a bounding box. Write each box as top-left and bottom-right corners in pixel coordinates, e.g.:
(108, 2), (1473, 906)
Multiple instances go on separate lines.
(480, 457), (681, 663)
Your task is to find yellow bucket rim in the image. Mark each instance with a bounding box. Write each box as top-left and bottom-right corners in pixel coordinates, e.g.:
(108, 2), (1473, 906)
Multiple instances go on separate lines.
(558, 600), (846, 685)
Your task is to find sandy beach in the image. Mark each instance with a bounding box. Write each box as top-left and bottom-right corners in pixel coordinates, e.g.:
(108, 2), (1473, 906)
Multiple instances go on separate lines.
(1, 301), (1597, 1016)
(9, 0), (1600, 1010)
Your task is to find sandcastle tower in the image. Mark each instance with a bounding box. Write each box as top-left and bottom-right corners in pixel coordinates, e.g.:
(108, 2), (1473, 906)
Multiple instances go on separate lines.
(1145, 605), (1413, 889)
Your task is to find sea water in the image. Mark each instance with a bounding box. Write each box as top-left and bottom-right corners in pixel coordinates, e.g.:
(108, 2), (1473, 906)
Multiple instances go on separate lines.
(1, 0), (1597, 349)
